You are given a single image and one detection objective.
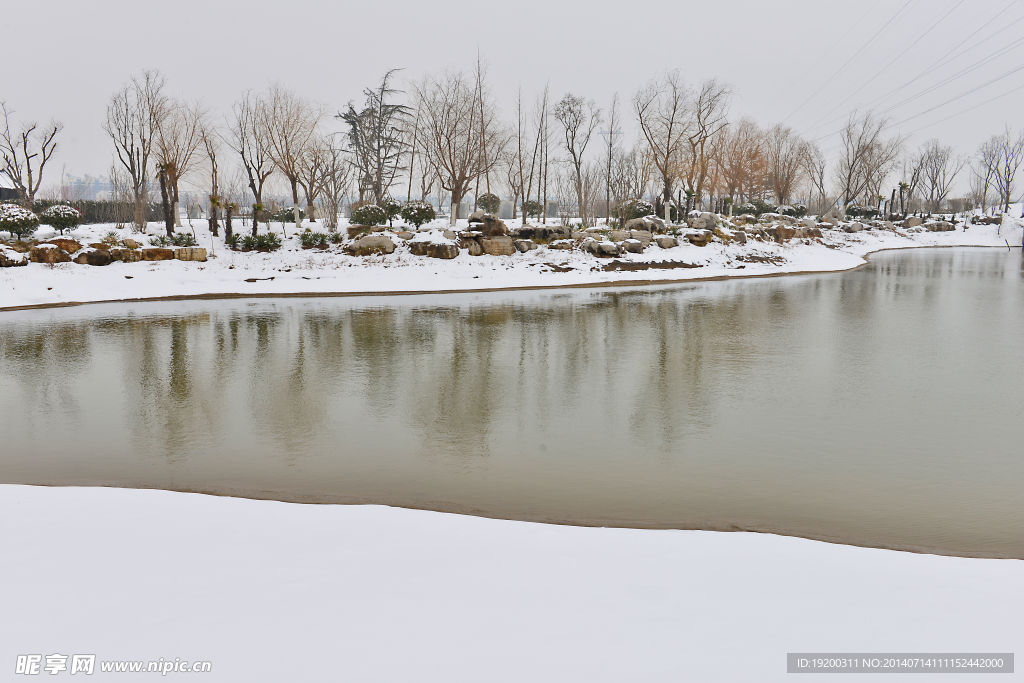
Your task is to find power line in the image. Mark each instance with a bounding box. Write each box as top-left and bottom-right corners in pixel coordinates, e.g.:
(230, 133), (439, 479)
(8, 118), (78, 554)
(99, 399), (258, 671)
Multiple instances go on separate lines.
(889, 62), (1024, 127)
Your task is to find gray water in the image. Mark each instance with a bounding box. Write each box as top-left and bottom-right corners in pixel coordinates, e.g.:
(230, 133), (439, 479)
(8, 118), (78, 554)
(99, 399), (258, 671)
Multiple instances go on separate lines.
(1, 248), (1022, 558)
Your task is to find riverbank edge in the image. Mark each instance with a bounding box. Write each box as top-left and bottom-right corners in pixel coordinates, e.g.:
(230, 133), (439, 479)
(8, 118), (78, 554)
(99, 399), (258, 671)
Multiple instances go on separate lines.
(1, 243), (1016, 314)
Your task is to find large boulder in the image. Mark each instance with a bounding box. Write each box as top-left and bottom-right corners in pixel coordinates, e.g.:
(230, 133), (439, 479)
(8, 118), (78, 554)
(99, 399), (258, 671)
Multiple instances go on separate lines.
(30, 244), (71, 263)
(624, 216), (666, 233)
(514, 239), (539, 253)
(655, 236), (679, 249)
(584, 240), (620, 257)
(799, 217), (817, 229)
(346, 235), (396, 255)
(684, 230), (712, 247)
(608, 230), (631, 242)
(629, 230), (653, 247)
(142, 247), (175, 261)
(409, 241), (459, 259)
(72, 248), (113, 266)
(346, 224), (373, 239)
(621, 238), (644, 253)
(0, 246), (28, 267)
(773, 225), (796, 243)
(903, 216), (923, 228)
(516, 225), (571, 242)
(731, 230), (747, 244)
(793, 226), (822, 239)
(43, 238), (82, 254)
(467, 210), (486, 223)
(110, 248), (142, 263)
(925, 221), (955, 232)
(845, 222), (864, 233)
(476, 215), (509, 236)
(174, 247), (208, 262)
(479, 236), (516, 256)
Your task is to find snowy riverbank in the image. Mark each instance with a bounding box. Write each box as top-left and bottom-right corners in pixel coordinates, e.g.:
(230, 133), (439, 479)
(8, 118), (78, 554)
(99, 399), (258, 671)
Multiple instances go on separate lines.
(2, 215), (1022, 311)
(2, 485), (1021, 681)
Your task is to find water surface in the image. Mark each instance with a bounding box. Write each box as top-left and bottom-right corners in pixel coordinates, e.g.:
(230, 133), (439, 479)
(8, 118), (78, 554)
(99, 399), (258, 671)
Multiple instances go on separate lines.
(2, 248), (1022, 557)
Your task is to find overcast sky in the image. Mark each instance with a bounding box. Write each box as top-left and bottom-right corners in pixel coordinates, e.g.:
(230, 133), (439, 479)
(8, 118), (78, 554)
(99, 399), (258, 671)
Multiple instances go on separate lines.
(4, 0), (1023, 195)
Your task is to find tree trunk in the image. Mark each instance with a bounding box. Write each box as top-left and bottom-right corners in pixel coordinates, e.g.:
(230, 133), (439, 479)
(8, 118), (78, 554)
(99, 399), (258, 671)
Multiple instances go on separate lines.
(225, 205), (233, 239)
(291, 178), (302, 230)
(159, 169), (174, 238)
(209, 199), (220, 237)
(306, 202), (316, 223)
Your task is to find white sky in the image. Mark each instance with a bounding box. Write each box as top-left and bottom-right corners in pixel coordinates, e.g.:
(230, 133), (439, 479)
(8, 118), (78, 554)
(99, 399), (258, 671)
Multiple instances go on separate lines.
(4, 0), (1023, 196)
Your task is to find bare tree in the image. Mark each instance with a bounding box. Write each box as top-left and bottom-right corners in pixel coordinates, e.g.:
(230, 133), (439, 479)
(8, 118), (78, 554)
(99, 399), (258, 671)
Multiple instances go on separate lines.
(834, 110), (902, 206)
(154, 98), (206, 228)
(0, 101), (63, 210)
(764, 123), (805, 206)
(297, 135), (329, 223)
(262, 84), (323, 230)
(200, 120), (222, 236)
(339, 70), (410, 205)
(803, 143), (829, 215)
(993, 126), (1024, 213)
(681, 78), (731, 213)
(103, 69), (167, 230)
(971, 136), (999, 213)
(417, 70), (503, 226)
(554, 93), (601, 226)
(918, 139), (965, 213)
(719, 117), (766, 204)
(634, 70), (691, 219)
(317, 133), (352, 232)
(227, 92), (274, 236)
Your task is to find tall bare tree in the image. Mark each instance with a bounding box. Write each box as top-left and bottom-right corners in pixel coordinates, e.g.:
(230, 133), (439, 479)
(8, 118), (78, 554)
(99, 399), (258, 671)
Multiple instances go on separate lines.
(971, 136), (999, 213)
(200, 120), (222, 236)
(634, 70), (690, 219)
(993, 126), (1024, 213)
(554, 93), (601, 226)
(764, 123), (805, 206)
(918, 139), (965, 213)
(262, 84), (323, 230)
(227, 91), (274, 236)
(0, 101), (62, 210)
(318, 133), (353, 232)
(834, 110), (902, 206)
(681, 78), (731, 213)
(155, 98), (206, 228)
(297, 135), (328, 223)
(417, 70), (503, 226)
(103, 69), (167, 230)
(803, 143), (829, 215)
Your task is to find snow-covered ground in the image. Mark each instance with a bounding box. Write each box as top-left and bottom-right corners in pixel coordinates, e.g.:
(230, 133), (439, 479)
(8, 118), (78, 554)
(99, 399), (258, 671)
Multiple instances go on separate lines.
(1, 484), (1020, 682)
(1, 214), (1022, 310)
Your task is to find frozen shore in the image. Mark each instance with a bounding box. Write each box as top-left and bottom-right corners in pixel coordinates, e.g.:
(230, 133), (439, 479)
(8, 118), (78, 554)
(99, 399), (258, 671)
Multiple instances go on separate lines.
(1, 216), (1021, 311)
(1, 484), (1020, 682)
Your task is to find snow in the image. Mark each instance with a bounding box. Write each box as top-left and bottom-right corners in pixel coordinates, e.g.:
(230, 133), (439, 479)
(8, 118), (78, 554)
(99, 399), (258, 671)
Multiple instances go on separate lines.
(0, 216), (1021, 311)
(1, 484), (1020, 682)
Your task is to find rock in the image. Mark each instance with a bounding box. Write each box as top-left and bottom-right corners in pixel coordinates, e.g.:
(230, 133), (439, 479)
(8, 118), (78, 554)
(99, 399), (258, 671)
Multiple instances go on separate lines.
(684, 230), (712, 247)
(467, 210), (486, 223)
(903, 216), (923, 228)
(925, 221), (955, 232)
(584, 240), (620, 257)
(622, 238), (644, 253)
(609, 230), (631, 242)
(655, 236), (679, 249)
(570, 231), (585, 240)
(799, 217), (817, 229)
(514, 239), (539, 253)
(732, 230), (747, 244)
(845, 222), (864, 233)
(688, 216), (708, 230)
(549, 239), (575, 250)
(442, 229), (456, 240)
(142, 248), (175, 261)
(700, 212), (718, 227)
(465, 240), (484, 256)
(88, 242), (110, 251)
(371, 225), (386, 232)
(347, 225), (372, 239)
(515, 225), (571, 242)
(346, 235), (396, 255)
(29, 244), (71, 263)
(409, 241), (459, 259)
(122, 239), (140, 249)
(174, 247), (208, 262)
(43, 238), (82, 254)
(793, 227), (822, 239)
(395, 231), (414, 240)
(476, 215), (509, 237)
(629, 230), (653, 247)
(109, 248), (142, 263)
(479, 236), (516, 256)
(775, 225), (796, 242)
(736, 214), (757, 225)
(0, 247), (28, 267)
(72, 248), (113, 266)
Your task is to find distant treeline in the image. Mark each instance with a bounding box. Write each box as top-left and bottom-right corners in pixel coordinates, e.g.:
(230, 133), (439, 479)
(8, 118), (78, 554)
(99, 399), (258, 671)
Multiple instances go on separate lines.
(34, 199), (164, 225)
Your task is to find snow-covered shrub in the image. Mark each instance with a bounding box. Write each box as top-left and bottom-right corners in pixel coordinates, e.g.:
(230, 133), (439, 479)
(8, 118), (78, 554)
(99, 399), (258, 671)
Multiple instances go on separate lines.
(845, 204), (879, 219)
(150, 233), (197, 247)
(270, 207), (306, 223)
(380, 197), (402, 224)
(400, 201), (436, 227)
(613, 199), (655, 221)
(299, 231), (328, 247)
(749, 198), (777, 216)
(351, 203), (387, 226)
(0, 203), (40, 239)
(734, 202), (756, 215)
(778, 204), (807, 218)
(238, 233), (282, 251)
(40, 204), (82, 235)
(477, 193), (501, 214)
(328, 231), (344, 244)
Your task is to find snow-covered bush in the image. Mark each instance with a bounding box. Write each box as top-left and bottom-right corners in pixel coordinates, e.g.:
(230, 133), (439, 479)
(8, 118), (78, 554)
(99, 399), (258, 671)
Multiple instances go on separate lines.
(40, 204), (82, 235)
(845, 204), (879, 219)
(238, 233), (282, 251)
(380, 197), (402, 224)
(749, 198), (777, 216)
(299, 231), (328, 247)
(778, 204), (807, 218)
(270, 207), (306, 223)
(0, 203), (40, 240)
(613, 199), (655, 222)
(351, 204), (387, 226)
(150, 232), (197, 247)
(477, 193), (501, 214)
(400, 201), (436, 227)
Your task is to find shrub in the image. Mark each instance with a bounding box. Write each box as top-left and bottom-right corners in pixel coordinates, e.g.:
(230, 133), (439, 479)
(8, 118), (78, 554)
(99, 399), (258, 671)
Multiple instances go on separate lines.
(328, 231), (344, 244)
(612, 199), (655, 221)
(749, 198), (777, 216)
(351, 203), (387, 226)
(40, 204), (82, 234)
(225, 233), (242, 249)
(400, 201), (436, 227)
(380, 197), (402, 224)
(845, 204), (879, 219)
(150, 232), (198, 247)
(522, 200), (543, 218)
(270, 206), (306, 223)
(238, 233), (282, 251)
(734, 202), (756, 215)
(778, 204), (807, 218)
(0, 204), (40, 239)
(477, 193), (501, 214)
(299, 231), (328, 247)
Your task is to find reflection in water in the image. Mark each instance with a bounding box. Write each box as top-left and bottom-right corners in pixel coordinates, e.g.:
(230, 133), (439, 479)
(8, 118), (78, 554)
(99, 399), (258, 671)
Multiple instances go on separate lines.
(1, 248), (1022, 558)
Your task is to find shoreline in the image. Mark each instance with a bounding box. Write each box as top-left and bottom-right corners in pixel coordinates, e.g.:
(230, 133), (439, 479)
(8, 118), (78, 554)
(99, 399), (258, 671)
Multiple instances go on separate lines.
(1, 240), (1018, 314)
